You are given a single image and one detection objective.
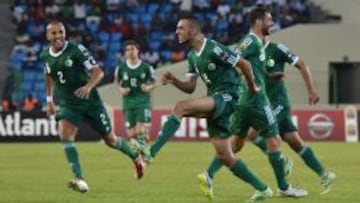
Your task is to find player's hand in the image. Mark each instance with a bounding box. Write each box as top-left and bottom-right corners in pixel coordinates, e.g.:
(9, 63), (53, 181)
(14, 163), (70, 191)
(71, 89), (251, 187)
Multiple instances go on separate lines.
(161, 72), (175, 85)
(46, 102), (56, 117)
(119, 87), (131, 95)
(248, 82), (261, 94)
(266, 71), (285, 80)
(74, 86), (91, 99)
(141, 84), (152, 93)
(308, 91), (320, 105)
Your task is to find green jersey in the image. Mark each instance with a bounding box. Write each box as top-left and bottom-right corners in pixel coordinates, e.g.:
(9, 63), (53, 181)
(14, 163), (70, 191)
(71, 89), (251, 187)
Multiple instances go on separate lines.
(187, 39), (241, 97)
(265, 42), (299, 108)
(39, 41), (102, 107)
(114, 61), (155, 109)
(236, 33), (268, 106)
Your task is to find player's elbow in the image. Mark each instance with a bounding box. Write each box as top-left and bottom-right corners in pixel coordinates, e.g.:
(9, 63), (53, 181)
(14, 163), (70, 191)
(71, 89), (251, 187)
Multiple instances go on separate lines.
(93, 67), (104, 80)
(296, 59), (307, 70)
(186, 87), (195, 94)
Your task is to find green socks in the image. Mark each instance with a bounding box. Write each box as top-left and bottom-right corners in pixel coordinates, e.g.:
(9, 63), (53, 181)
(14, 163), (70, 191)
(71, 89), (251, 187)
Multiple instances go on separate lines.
(251, 136), (267, 154)
(136, 133), (148, 146)
(299, 146), (325, 176)
(230, 160), (268, 191)
(62, 141), (83, 179)
(207, 156), (224, 179)
(115, 138), (137, 160)
(150, 114), (181, 157)
(268, 150), (289, 190)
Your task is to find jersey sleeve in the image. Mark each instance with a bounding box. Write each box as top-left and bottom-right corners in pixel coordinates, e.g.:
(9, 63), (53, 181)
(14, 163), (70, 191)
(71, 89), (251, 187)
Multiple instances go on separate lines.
(114, 64), (122, 81)
(38, 51), (49, 74)
(235, 36), (257, 58)
(276, 43), (299, 66)
(74, 44), (98, 69)
(146, 65), (156, 82)
(211, 42), (241, 67)
(186, 56), (198, 77)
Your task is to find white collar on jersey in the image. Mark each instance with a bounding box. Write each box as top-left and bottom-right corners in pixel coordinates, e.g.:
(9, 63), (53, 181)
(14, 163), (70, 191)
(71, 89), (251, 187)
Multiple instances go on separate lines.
(195, 38), (207, 57)
(249, 31), (264, 45)
(126, 59), (142, 69)
(49, 41), (69, 57)
(264, 40), (270, 48)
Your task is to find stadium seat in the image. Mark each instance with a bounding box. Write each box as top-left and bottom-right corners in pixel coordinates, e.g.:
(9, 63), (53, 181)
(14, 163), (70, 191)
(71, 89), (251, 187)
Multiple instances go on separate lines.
(21, 81), (33, 92)
(22, 71), (37, 82)
(34, 81), (45, 92)
(86, 19), (99, 34)
(109, 42), (121, 52)
(147, 4), (159, 13)
(149, 41), (161, 51)
(141, 14), (152, 24)
(111, 32), (123, 42)
(161, 3), (173, 13)
(127, 14), (139, 23)
(98, 31), (110, 43)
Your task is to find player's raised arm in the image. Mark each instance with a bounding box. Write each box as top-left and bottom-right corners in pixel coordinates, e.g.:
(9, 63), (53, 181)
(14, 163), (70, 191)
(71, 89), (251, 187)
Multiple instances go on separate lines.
(294, 58), (319, 105)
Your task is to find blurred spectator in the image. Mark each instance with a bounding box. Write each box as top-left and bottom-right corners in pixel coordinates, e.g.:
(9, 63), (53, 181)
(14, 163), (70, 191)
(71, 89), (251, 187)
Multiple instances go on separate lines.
(74, 0), (87, 21)
(2, 95), (18, 112)
(171, 48), (185, 63)
(23, 50), (38, 70)
(217, 2), (230, 17)
(142, 50), (160, 69)
(22, 93), (40, 112)
(7, 0), (317, 108)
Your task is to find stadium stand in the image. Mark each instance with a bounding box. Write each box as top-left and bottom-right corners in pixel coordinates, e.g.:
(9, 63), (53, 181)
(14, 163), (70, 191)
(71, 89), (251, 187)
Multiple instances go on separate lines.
(4, 0), (331, 107)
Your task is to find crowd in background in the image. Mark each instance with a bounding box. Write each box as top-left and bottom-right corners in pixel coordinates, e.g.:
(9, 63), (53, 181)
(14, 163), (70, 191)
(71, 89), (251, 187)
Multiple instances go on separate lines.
(4, 0), (312, 110)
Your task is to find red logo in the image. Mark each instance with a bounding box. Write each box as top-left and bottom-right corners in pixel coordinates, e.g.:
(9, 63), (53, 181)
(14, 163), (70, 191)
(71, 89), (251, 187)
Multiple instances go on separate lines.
(307, 113), (334, 139)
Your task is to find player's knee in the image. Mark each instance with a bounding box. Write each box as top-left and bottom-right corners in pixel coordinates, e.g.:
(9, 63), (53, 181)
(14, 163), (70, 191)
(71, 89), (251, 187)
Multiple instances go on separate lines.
(216, 152), (236, 167)
(173, 101), (187, 117)
(231, 137), (244, 152)
(59, 127), (77, 141)
(135, 124), (146, 135)
(266, 136), (281, 152)
(103, 132), (118, 147)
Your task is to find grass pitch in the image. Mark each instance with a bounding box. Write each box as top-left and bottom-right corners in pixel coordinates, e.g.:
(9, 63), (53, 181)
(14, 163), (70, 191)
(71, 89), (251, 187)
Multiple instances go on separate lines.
(0, 142), (358, 203)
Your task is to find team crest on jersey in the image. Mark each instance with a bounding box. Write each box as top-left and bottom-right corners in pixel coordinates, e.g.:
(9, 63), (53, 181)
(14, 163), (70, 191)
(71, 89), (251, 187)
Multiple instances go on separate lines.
(141, 73), (146, 79)
(267, 58), (275, 67)
(259, 53), (266, 61)
(123, 72), (129, 80)
(208, 63), (216, 71)
(65, 57), (73, 67)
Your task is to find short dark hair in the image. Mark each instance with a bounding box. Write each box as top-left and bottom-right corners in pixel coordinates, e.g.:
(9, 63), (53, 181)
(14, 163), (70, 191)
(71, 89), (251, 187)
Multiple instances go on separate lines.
(123, 40), (140, 49)
(249, 6), (268, 25)
(178, 13), (201, 31)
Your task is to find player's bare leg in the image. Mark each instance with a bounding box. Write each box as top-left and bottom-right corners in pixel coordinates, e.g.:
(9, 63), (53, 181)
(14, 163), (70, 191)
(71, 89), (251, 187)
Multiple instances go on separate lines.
(103, 132), (145, 179)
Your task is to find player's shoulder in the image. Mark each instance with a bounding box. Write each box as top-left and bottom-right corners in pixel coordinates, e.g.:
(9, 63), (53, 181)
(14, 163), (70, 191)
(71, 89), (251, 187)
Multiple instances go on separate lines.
(140, 61), (152, 68)
(39, 47), (50, 59)
(275, 43), (290, 53)
(238, 34), (260, 51)
(116, 61), (127, 69)
(68, 42), (87, 52)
